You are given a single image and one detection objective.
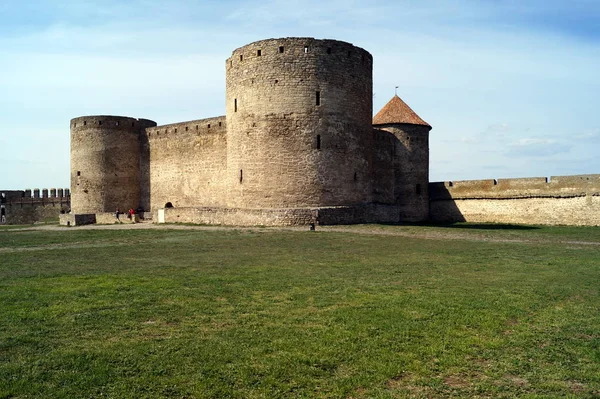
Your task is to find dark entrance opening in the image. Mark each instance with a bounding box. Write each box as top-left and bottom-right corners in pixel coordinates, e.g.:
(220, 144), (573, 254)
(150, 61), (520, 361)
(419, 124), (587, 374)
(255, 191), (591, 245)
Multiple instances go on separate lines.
(165, 202), (174, 208)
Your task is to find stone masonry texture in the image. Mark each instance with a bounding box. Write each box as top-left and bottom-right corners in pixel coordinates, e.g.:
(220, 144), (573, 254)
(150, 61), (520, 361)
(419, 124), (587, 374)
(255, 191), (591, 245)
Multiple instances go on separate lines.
(429, 175), (600, 226)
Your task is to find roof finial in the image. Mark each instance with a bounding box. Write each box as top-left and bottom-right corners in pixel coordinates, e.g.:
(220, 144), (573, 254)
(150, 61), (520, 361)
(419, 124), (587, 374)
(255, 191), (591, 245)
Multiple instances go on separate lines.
(395, 86), (399, 96)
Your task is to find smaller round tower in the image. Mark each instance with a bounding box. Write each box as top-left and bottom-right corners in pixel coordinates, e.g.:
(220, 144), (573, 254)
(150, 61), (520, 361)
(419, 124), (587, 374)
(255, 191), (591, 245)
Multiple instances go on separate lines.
(70, 115), (156, 214)
(373, 95), (431, 221)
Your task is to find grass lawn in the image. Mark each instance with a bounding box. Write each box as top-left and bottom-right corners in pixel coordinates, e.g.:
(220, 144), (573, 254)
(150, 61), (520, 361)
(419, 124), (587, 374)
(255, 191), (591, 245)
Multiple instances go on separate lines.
(1, 224), (599, 398)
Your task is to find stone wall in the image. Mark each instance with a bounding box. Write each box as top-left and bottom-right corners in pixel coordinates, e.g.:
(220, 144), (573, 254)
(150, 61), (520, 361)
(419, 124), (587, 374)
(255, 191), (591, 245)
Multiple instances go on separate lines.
(1, 189), (70, 224)
(70, 116), (156, 214)
(60, 212), (140, 226)
(60, 213), (96, 226)
(377, 124), (430, 221)
(371, 129), (397, 204)
(159, 204), (401, 226)
(429, 174), (600, 226)
(225, 38), (373, 209)
(145, 116), (227, 212)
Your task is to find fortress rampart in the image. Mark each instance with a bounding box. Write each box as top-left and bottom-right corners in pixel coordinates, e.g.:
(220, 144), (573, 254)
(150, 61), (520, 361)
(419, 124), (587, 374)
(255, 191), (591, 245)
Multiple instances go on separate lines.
(1, 188), (70, 224)
(145, 116), (227, 211)
(429, 174), (600, 226)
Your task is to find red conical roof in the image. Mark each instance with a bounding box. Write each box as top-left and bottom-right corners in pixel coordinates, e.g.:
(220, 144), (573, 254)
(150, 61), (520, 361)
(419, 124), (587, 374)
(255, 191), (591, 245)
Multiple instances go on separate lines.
(373, 95), (431, 128)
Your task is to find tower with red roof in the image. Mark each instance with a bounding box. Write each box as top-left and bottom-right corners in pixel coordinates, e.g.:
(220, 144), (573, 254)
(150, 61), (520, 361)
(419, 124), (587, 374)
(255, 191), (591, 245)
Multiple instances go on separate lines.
(373, 95), (432, 221)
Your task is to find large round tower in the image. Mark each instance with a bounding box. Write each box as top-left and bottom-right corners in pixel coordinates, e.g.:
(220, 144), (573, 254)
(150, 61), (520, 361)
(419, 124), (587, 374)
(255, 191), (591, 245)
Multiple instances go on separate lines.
(225, 38), (373, 208)
(70, 115), (156, 214)
(373, 95), (431, 221)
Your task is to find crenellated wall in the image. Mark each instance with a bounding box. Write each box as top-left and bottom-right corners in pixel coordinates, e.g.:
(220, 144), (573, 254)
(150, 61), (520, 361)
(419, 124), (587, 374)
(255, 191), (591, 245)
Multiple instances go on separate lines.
(1, 188), (70, 224)
(145, 116), (227, 212)
(429, 174), (600, 226)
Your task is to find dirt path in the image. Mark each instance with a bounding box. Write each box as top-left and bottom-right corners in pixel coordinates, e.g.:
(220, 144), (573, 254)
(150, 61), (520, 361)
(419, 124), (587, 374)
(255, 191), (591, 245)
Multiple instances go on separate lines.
(4, 221), (599, 248)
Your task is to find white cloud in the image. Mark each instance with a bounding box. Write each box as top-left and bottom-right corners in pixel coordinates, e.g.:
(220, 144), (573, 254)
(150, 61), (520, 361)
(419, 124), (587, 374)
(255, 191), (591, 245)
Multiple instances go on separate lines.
(576, 129), (600, 142)
(506, 138), (571, 157)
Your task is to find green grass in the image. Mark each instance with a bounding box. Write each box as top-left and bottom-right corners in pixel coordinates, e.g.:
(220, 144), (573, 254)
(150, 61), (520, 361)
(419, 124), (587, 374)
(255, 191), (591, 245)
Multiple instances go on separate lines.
(1, 225), (599, 398)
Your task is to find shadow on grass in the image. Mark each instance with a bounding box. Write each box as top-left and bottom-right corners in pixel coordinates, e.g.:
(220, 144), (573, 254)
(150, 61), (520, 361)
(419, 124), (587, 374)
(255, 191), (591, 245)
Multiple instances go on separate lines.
(378, 222), (540, 231)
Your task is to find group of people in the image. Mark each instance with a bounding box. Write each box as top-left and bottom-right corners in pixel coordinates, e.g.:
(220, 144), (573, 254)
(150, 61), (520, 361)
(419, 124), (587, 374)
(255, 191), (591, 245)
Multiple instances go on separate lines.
(115, 208), (139, 222)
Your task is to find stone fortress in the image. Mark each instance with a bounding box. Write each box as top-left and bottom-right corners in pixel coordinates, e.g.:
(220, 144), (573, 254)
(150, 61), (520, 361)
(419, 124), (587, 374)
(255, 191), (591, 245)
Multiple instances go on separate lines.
(64, 37), (433, 226)
(6, 37), (597, 227)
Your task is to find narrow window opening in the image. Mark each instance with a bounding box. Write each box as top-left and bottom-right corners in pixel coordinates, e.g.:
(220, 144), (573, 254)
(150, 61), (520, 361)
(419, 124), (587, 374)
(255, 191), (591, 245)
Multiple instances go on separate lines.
(354, 172), (357, 181)
(257, 49), (261, 56)
(239, 54), (243, 61)
(174, 128), (177, 133)
(326, 47), (331, 54)
(234, 98), (238, 112)
(274, 79), (278, 84)
(98, 120), (102, 125)
(304, 46), (308, 53)
(416, 184), (422, 195)
(73, 123), (76, 128)
(219, 121), (222, 127)
(230, 60), (232, 67)
(208, 124), (211, 128)
(132, 122), (135, 127)
(239, 169), (243, 183)
(316, 91), (321, 106)
(493, 179), (498, 185)
(279, 46), (284, 53)
(77, 171), (81, 176)
(316, 135), (321, 150)
(196, 125), (198, 130)
(83, 121), (87, 126)
(347, 50), (352, 57)
(449, 181), (453, 187)
(185, 126), (188, 131)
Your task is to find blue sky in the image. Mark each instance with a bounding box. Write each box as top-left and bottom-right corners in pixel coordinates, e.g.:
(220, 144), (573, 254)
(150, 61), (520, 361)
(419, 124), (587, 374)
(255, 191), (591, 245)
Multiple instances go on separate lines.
(1, 0), (598, 189)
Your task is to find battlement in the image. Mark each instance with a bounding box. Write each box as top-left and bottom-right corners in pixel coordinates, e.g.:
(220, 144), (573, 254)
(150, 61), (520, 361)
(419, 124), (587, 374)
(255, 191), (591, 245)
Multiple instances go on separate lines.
(1, 188), (71, 224)
(1, 188), (70, 203)
(145, 116), (226, 140)
(226, 37), (372, 72)
(429, 174), (600, 200)
(71, 115), (157, 131)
